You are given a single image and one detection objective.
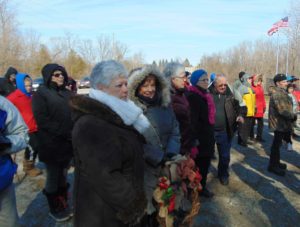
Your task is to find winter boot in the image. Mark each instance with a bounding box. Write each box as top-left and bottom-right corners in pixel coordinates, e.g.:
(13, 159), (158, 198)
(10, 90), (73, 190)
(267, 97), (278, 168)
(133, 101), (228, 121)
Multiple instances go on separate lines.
(43, 190), (71, 222)
(58, 183), (73, 217)
(23, 159), (42, 177)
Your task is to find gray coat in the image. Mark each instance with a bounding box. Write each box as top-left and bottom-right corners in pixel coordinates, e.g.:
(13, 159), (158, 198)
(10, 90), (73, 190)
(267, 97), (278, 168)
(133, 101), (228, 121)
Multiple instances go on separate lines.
(0, 95), (28, 155)
(128, 65), (180, 214)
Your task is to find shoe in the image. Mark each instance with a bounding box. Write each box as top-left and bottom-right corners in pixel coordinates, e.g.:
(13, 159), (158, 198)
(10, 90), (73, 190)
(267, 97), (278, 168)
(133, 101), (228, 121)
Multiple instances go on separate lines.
(287, 143), (293, 152)
(238, 141), (248, 147)
(279, 163), (287, 170)
(49, 210), (71, 222)
(219, 177), (229, 185)
(200, 188), (214, 198)
(268, 166), (285, 176)
(23, 160), (42, 177)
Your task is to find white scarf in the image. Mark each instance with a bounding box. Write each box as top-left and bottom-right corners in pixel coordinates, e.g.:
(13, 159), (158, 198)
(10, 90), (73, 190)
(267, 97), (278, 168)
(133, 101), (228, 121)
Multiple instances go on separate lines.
(89, 89), (150, 134)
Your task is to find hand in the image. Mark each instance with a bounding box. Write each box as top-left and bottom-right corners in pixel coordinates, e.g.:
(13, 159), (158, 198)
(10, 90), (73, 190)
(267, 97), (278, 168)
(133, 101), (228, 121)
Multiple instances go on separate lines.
(236, 116), (244, 123)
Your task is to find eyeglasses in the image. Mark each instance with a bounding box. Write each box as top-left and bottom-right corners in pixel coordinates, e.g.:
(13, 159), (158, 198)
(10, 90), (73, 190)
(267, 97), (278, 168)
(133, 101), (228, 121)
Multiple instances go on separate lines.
(173, 76), (186, 80)
(198, 78), (209, 82)
(53, 73), (63, 78)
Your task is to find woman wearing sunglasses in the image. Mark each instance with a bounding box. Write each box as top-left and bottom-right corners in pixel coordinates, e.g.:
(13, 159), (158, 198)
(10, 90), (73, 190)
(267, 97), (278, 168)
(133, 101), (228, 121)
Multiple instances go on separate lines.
(32, 64), (73, 222)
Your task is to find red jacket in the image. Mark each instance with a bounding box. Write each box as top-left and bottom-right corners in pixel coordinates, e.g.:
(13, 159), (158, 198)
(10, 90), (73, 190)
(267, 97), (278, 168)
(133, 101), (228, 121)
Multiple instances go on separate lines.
(7, 89), (38, 133)
(251, 75), (266, 118)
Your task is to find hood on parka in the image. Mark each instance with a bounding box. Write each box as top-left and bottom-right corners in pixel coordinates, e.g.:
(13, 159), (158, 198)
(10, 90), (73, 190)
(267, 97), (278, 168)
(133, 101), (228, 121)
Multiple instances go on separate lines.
(16, 73), (32, 97)
(41, 63), (68, 87)
(4, 67), (18, 80)
(128, 65), (171, 110)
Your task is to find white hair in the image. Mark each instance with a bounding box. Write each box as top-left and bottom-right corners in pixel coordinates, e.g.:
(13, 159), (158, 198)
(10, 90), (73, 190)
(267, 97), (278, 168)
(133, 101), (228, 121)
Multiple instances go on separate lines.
(163, 62), (185, 79)
(90, 60), (128, 88)
(213, 74), (227, 85)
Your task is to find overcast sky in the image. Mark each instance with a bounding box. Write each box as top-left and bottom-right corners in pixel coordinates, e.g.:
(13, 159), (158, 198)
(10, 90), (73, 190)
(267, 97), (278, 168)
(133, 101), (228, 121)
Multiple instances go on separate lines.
(13, 0), (291, 65)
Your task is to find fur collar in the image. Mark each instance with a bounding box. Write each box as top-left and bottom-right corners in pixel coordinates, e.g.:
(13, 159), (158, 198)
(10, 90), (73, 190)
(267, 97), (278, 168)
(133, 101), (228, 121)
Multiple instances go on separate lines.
(88, 89), (150, 134)
(128, 65), (170, 110)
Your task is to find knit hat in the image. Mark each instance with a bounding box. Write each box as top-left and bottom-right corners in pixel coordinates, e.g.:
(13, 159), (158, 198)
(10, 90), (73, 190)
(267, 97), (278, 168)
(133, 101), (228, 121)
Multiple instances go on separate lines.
(273, 74), (287, 85)
(240, 73), (252, 82)
(190, 69), (207, 86)
(210, 73), (216, 82)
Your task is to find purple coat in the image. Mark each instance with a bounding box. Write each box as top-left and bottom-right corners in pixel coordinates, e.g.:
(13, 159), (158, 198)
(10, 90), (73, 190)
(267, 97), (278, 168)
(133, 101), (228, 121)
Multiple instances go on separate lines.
(171, 89), (195, 155)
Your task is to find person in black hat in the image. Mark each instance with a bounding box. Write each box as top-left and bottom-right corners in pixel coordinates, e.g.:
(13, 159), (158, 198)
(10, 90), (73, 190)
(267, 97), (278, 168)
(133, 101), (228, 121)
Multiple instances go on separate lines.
(0, 67), (18, 96)
(268, 74), (297, 176)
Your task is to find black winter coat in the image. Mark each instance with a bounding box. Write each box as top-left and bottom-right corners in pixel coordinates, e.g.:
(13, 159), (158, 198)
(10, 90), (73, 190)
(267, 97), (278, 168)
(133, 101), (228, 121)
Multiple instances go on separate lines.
(0, 67), (17, 96)
(32, 64), (73, 163)
(186, 87), (215, 158)
(70, 95), (146, 227)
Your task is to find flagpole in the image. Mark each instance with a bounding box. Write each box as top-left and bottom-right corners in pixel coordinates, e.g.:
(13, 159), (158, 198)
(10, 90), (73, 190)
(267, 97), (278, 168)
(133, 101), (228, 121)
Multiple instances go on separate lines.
(276, 32), (280, 74)
(286, 37), (289, 76)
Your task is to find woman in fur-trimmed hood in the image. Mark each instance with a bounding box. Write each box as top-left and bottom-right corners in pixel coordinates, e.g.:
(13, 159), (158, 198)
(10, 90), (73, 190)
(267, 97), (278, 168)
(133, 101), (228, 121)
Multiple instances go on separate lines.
(128, 65), (181, 226)
(71, 60), (148, 227)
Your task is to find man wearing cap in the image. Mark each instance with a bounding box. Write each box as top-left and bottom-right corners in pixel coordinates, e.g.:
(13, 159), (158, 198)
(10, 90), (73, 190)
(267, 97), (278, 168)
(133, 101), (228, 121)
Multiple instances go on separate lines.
(268, 74), (296, 176)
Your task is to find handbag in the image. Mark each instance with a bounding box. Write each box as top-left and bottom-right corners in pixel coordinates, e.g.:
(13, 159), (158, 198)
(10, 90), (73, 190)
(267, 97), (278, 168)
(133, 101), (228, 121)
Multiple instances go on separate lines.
(0, 154), (17, 191)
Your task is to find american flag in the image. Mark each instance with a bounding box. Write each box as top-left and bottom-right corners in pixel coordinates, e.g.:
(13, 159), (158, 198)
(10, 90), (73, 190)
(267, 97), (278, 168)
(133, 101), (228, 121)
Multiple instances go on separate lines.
(267, 17), (289, 36)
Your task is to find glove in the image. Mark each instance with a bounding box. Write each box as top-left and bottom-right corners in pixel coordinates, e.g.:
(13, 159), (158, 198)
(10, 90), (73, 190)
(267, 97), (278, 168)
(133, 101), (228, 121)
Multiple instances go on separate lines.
(190, 147), (199, 159)
(293, 114), (297, 122)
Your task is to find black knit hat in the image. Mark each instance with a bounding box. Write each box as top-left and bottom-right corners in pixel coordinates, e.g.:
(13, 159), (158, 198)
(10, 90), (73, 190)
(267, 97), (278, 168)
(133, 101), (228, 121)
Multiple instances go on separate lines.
(273, 74), (287, 85)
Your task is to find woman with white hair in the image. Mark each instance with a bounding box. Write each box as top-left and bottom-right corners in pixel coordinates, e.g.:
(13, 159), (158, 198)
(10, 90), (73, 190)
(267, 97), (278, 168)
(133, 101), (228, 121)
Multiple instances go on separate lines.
(70, 60), (148, 227)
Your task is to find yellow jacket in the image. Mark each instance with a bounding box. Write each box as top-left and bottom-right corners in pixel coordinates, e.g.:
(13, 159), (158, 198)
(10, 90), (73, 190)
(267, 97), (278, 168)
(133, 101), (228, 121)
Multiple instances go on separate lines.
(243, 88), (256, 117)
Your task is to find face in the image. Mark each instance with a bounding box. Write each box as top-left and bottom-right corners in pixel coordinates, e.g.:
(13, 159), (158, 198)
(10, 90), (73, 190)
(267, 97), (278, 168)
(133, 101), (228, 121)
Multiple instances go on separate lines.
(10, 74), (16, 83)
(247, 77), (252, 84)
(214, 77), (227, 94)
(196, 74), (209, 89)
(51, 70), (65, 87)
(138, 75), (156, 98)
(257, 79), (262, 86)
(288, 87), (294, 93)
(276, 80), (288, 89)
(171, 71), (186, 89)
(101, 76), (128, 100)
(24, 78), (32, 93)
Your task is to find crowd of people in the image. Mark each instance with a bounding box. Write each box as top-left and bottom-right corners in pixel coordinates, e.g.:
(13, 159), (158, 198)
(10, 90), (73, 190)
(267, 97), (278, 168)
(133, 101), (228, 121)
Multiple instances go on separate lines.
(0, 61), (298, 227)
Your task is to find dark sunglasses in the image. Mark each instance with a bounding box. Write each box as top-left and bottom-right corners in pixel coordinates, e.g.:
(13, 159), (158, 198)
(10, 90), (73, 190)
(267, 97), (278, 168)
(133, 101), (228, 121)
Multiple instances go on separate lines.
(53, 72), (63, 78)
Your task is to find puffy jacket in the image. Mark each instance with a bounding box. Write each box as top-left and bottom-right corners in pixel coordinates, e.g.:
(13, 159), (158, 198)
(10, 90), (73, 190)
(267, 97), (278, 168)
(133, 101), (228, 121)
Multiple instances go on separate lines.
(7, 73), (38, 133)
(32, 64), (73, 163)
(251, 74), (266, 118)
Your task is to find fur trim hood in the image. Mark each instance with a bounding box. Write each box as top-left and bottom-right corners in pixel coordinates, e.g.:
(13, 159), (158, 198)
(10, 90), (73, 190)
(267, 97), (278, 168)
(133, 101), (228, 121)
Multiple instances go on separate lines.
(70, 95), (125, 127)
(128, 65), (170, 110)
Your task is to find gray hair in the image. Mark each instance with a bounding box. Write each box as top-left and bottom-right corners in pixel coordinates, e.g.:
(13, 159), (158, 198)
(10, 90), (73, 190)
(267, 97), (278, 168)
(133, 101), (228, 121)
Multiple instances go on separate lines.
(163, 62), (185, 79)
(90, 60), (128, 88)
(213, 74), (227, 85)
